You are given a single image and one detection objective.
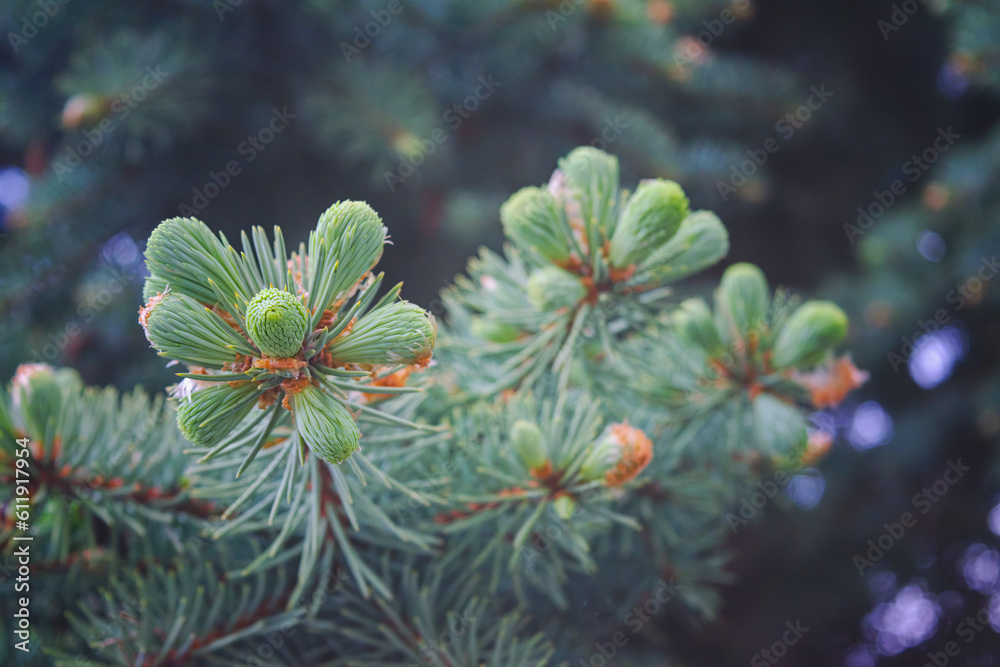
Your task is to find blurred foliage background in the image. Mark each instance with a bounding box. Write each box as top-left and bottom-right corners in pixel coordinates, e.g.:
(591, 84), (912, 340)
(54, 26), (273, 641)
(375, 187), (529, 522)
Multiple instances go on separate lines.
(0, 0), (998, 664)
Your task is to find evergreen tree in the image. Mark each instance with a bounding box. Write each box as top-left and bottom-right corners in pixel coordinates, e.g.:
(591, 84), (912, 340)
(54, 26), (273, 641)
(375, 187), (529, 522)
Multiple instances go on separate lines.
(1, 146), (862, 664)
(2, 0), (999, 664)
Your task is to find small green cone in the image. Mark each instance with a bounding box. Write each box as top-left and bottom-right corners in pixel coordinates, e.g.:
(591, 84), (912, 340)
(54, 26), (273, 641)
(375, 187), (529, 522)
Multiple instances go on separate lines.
(326, 301), (436, 365)
(715, 263), (769, 346)
(11, 364), (70, 441)
(470, 317), (522, 344)
(526, 266), (587, 312)
(145, 216), (246, 307)
(771, 301), (849, 369)
(314, 201), (387, 307)
(752, 393), (807, 456)
(292, 385), (360, 465)
(511, 419), (548, 470)
(176, 382), (261, 448)
(671, 298), (722, 354)
(141, 291), (257, 368)
(500, 186), (570, 264)
(633, 210), (730, 285)
(559, 147), (620, 196)
(558, 147), (620, 230)
(609, 179), (689, 268)
(245, 288), (309, 358)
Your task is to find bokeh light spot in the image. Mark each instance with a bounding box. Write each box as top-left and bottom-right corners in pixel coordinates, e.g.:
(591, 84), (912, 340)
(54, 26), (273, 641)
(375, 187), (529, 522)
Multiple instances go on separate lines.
(849, 402), (893, 450)
(908, 326), (966, 389)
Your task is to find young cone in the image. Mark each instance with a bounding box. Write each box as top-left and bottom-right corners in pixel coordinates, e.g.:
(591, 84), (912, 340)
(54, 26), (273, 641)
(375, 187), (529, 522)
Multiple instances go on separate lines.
(510, 419), (548, 470)
(500, 186), (570, 264)
(527, 266), (587, 312)
(140, 291), (257, 367)
(176, 382), (261, 448)
(715, 263), (770, 346)
(609, 179), (689, 268)
(144, 216), (247, 307)
(579, 423), (654, 487)
(634, 210), (729, 285)
(291, 384), (361, 465)
(311, 201), (387, 311)
(11, 364), (66, 441)
(771, 301), (848, 369)
(326, 301), (436, 366)
(558, 147), (620, 231)
(245, 288), (309, 359)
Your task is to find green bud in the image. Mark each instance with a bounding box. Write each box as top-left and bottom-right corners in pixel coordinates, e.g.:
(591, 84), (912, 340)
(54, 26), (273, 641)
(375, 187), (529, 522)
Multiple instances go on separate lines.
(633, 210), (729, 285)
(752, 393), (807, 456)
(326, 301), (436, 366)
(510, 419), (548, 470)
(579, 425), (632, 482)
(145, 216), (247, 308)
(609, 179), (689, 268)
(558, 147), (620, 231)
(526, 266), (587, 312)
(11, 364), (66, 441)
(141, 291), (257, 368)
(579, 423), (653, 486)
(559, 147), (620, 196)
(672, 298), (722, 353)
(715, 263), (769, 346)
(292, 385), (360, 465)
(245, 288), (309, 358)
(313, 201), (387, 310)
(470, 316), (522, 344)
(500, 187), (570, 263)
(771, 301), (848, 369)
(176, 382), (261, 448)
